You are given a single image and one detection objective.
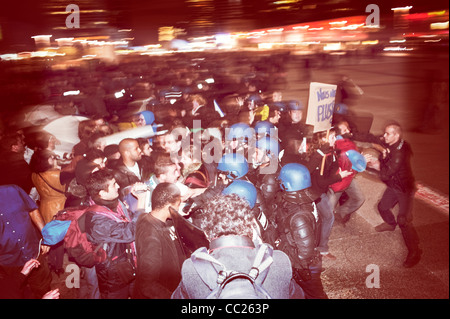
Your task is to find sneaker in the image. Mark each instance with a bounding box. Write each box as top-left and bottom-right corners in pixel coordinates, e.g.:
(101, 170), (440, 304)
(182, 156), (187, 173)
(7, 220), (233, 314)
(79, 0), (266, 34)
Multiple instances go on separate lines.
(403, 249), (423, 268)
(375, 222), (396, 232)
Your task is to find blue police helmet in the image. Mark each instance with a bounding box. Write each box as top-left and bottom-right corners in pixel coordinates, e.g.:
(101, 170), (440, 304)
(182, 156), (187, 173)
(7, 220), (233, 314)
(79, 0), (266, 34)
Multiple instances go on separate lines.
(158, 88), (170, 98)
(217, 153), (249, 179)
(278, 163), (311, 192)
(346, 150), (366, 172)
(245, 94), (263, 104)
(256, 136), (280, 159)
(254, 121), (275, 137)
(226, 123), (253, 141)
(271, 101), (287, 112)
(287, 100), (304, 111)
(222, 180), (257, 208)
(334, 103), (348, 115)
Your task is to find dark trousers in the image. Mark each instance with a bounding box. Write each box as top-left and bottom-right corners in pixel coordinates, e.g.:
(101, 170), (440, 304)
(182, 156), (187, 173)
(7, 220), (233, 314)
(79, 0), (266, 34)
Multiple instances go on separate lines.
(293, 258), (328, 299)
(0, 255), (52, 299)
(100, 281), (134, 299)
(48, 241), (64, 271)
(377, 187), (420, 253)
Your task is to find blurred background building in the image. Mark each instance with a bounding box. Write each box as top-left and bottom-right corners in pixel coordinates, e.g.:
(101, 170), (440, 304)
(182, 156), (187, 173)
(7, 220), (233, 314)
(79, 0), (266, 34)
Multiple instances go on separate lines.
(0, 0), (448, 52)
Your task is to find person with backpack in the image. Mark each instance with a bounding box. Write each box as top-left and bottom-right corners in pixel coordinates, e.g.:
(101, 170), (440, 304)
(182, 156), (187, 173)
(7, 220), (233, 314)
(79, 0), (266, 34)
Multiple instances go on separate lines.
(171, 193), (304, 299)
(83, 169), (148, 299)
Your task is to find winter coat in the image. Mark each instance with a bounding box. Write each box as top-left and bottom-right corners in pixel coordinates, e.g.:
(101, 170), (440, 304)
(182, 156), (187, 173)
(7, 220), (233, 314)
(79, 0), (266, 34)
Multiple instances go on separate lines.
(31, 169), (66, 224)
(307, 146), (342, 197)
(110, 160), (152, 196)
(85, 201), (142, 294)
(380, 139), (416, 193)
(171, 235), (304, 299)
(330, 138), (357, 192)
(133, 213), (184, 299)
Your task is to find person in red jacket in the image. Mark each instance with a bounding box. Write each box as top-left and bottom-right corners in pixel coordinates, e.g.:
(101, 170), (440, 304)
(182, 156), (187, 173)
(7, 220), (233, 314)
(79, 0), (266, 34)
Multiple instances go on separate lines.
(328, 135), (366, 225)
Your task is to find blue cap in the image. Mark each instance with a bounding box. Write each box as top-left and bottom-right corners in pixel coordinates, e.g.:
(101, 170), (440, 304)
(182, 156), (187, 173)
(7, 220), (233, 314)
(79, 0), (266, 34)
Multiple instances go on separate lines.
(139, 111), (155, 125)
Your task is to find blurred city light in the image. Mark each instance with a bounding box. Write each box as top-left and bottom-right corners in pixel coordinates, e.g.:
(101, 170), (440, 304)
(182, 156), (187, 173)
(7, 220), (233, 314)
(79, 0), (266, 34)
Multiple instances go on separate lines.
(391, 6), (413, 11)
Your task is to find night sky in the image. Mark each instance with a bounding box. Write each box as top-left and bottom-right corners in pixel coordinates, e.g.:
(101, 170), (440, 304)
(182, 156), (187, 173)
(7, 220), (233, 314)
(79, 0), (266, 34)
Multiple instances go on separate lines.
(1, 0), (449, 50)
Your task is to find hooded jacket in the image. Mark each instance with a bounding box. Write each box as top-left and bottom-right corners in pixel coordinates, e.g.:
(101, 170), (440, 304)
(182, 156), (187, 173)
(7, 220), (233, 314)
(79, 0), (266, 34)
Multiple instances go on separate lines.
(330, 137), (358, 192)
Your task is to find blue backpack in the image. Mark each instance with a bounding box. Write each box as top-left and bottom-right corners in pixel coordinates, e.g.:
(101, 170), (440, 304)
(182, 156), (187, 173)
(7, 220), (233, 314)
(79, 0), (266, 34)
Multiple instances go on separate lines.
(42, 220), (71, 245)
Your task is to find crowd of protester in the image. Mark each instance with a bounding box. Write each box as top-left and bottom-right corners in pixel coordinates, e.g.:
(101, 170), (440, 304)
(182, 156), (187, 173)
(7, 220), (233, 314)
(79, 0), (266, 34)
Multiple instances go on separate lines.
(0, 51), (422, 299)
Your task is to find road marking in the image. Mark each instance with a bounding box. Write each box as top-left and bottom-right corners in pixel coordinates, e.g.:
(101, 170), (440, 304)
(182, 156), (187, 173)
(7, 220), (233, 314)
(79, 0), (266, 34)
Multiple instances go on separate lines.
(415, 182), (449, 214)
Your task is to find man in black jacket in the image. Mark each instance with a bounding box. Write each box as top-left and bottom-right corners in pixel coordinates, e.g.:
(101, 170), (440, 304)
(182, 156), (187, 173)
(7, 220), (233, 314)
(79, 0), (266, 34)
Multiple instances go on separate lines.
(110, 138), (152, 210)
(111, 138), (152, 188)
(134, 182), (184, 298)
(368, 122), (421, 268)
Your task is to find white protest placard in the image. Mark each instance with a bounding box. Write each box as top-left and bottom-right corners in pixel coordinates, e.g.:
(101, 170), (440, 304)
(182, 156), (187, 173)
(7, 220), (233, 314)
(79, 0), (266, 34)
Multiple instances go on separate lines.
(306, 82), (337, 133)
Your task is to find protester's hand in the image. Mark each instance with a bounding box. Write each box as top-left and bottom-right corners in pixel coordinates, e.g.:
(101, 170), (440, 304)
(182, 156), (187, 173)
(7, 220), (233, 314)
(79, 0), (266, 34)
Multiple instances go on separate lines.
(236, 97), (244, 106)
(382, 148), (390, 159)
(363, 153), (373, 163)
(42, 289), (60, 299)
(364, 154), (381, 171)
(21, 259), (40, 276)
(338, 168), (353, 179)
(41, 245), (51, 255)
(130, 182), (148, 198)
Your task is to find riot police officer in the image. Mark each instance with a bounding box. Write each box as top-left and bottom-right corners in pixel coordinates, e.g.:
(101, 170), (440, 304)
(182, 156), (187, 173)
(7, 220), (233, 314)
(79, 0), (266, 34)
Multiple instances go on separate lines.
(273, 163), (328, 299)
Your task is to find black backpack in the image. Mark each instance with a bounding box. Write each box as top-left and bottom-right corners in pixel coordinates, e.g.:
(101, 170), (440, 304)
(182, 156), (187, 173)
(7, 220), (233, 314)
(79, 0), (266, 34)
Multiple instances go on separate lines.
(190, 243), (274, 299)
